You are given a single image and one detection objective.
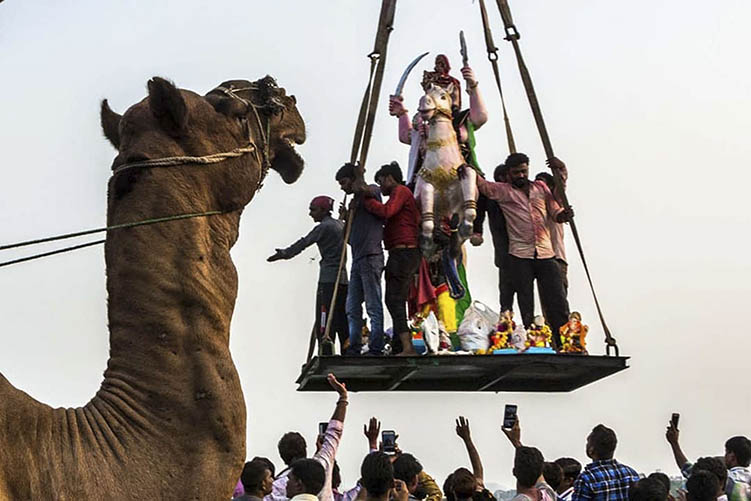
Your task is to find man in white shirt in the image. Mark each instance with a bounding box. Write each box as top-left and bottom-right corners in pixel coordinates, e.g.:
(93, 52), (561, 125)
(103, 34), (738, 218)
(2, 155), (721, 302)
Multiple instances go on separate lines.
(269, 374), (348, 501)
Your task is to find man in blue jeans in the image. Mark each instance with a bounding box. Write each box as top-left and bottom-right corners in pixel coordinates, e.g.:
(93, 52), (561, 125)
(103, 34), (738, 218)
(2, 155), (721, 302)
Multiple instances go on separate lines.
(336, 163), (385, 356)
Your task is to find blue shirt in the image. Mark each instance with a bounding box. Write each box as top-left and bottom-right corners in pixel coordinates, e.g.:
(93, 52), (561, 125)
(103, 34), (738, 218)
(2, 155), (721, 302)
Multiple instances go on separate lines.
(572, 459), (639, 501)
(348, 185), (384, 262)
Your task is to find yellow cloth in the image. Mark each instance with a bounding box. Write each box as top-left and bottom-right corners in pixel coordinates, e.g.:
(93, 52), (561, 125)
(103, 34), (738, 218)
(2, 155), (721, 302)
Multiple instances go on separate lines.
(436, 290), (457, 333)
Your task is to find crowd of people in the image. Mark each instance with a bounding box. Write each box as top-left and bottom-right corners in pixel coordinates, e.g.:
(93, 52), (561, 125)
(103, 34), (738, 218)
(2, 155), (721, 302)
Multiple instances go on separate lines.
(231, 375), (751, 501)
(268, 152), (573, 356)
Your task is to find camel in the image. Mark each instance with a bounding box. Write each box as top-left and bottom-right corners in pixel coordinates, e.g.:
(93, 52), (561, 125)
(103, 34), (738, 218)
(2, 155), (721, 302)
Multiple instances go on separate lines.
(0, 76), (306, 500)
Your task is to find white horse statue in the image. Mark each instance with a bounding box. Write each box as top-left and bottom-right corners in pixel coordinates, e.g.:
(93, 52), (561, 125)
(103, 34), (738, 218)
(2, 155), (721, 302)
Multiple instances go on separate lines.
(390, 62), (487, 255)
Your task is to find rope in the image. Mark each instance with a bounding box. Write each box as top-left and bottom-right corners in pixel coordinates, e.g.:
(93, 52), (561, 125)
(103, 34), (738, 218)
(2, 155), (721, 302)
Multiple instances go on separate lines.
(0, 211), (225, 268)
(0, 239), (105, 269)
(495, 0), (619, 356)
(112, 145), (257, 176)
(479, 0), (516, 154)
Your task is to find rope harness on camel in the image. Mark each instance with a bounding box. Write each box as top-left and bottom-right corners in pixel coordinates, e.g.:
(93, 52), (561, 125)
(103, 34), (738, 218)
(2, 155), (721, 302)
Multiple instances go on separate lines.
(0, 83), (282, 268)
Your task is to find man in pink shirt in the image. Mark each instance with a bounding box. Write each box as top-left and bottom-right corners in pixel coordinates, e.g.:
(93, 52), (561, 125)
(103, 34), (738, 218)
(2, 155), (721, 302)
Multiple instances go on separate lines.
(467, 153), (572, 348)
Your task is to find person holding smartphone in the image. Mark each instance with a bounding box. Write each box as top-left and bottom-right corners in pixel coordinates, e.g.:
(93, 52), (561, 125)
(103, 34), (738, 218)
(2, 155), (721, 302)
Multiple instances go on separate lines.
(269, 374), (349, 501)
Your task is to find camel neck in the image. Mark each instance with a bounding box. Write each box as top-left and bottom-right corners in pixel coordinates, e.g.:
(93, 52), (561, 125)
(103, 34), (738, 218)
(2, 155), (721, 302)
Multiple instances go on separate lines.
(98, 167), (243, 416)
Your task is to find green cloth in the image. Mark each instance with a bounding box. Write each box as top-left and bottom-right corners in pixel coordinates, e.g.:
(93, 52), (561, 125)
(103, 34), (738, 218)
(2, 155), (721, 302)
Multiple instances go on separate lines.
(465, 120), (484, 177)
(455, 262), (472, 324)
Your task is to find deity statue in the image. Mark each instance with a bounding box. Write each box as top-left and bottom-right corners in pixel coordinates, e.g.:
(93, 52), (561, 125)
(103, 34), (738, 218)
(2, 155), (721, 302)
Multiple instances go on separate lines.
(525, 315), (553, 350)
(559, 311), (589, 354)
(488, 309), (515, 352)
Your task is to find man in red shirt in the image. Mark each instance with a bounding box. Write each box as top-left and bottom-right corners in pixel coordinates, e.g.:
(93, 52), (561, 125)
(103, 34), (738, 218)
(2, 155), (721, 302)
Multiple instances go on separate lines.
(363, 162), (421, 356)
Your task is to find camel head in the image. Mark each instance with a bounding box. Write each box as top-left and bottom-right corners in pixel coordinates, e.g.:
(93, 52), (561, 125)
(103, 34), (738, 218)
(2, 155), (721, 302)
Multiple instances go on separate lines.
(100, 76), (306, 207)
(418, 83), (454, 121)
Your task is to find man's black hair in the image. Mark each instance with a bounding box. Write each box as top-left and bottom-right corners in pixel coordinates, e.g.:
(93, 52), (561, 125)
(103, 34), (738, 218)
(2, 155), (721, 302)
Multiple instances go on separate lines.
(513, 446), (544, 489)
(252, 456), (276, 477)
(290, 458), (326, 495)
(726, 436), (751, 466)
(686, 471), (720, 501)
(543, 462), (563, 491)
(647, 472), (671, 497)
(393, 453), (423, 484)
(443, 473), (456, 501)
(493, 164), (508, 182)
(629, 478), (668, 501)
(451, 467), (476, 500)
(336, 162), (357, 181)
(534, 172), (554, 191)
(505, 153), (530, 170)
(693, 456), (728, 488)
(554, 457), (582, 481)
(374, 161), (404, 184)
(241, 459), (271, 493)
(589, 424), (618, 459)
(361, 452), (394, 497)
(278, 432), (306, 465)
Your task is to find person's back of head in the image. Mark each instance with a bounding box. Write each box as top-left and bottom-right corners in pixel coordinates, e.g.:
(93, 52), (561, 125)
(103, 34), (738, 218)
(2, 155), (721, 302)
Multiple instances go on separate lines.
(361, 452), (394, 499)
(587, 424), (618, 460)
(543, 462), (563, 491)
(534, 172), (555, 192)
(289, 458), (326, 497)
(252, 456), (276, 478)
(278, 432), (307, 466)
(647, 472), (671, 498)
(629, 478), (668, 501)
(725, 436), (751, 468)
(554, 457), (582, 490)
(694, 456), (728, 491)
(451, 467), (477, 501)
(513, 446), (544, 489)
(687, 471), (721, 501)
(241, 459), (273, 496)
(444, 473), (456, 501)
(493, 164), (508, 183)
(374, 161), (404, 184)
(394, 453), (423, 493)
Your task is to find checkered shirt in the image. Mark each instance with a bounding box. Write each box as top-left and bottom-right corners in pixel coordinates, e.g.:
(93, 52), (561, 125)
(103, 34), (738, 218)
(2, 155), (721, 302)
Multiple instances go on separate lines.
(571, 459), (639, 501)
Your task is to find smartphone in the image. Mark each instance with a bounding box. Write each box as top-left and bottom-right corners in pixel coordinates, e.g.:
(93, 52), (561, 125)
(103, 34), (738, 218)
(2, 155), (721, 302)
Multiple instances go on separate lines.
(382, 430), (397, 454)
(319, 422), (328, 436)
(671, 413), (680, 429)
(503, 404), (518, 430)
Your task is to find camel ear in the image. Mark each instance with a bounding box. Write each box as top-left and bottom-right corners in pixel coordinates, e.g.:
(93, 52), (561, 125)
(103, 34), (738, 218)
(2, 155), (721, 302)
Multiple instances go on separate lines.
(100, 99), (122, 149)
(147, 77), (188, 136)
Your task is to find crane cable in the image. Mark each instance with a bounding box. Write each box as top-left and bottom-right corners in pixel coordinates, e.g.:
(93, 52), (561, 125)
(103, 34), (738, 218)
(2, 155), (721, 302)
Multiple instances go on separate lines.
(495, 0), (619, 356)
(315, 0), (398, 360)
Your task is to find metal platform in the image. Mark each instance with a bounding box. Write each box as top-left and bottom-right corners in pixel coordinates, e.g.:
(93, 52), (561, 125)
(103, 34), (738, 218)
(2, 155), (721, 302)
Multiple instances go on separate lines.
(296, 354), (629, 393)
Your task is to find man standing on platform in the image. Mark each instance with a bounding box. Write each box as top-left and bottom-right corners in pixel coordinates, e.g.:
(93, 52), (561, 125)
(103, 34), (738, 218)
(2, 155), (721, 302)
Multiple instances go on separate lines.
(467, 153), (572, 348)
(268, 196), (349, 353)
(336, 163), (386, 356)
(362, 162), (421, 356)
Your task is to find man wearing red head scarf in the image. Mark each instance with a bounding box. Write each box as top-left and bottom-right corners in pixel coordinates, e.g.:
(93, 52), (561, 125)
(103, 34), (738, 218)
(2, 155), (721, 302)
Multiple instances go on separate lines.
(268, 196), (349, 352)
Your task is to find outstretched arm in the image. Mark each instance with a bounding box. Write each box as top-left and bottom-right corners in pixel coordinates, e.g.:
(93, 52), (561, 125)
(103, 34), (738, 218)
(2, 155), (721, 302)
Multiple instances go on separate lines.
(456, 416), (484, 487)
(267, 225), (322, 262)
(502, 416), (523, 449)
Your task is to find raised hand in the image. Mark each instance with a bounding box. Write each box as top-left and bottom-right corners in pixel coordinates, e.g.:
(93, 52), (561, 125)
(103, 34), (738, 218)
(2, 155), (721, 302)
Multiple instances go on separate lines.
(546, 156), (566, 172)
(327, 373), (347, 398)
(502, 415), (522, 448)
(456, 416), (472, 442)
(364, 417), (381, 449)
(389, 95), (407, 117)
(393, 479), (410, 501)
(461, 66), (477, 88)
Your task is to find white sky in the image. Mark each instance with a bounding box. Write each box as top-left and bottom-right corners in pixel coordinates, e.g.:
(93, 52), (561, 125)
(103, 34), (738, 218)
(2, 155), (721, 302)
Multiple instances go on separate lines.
(1, 0), (750, 490)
